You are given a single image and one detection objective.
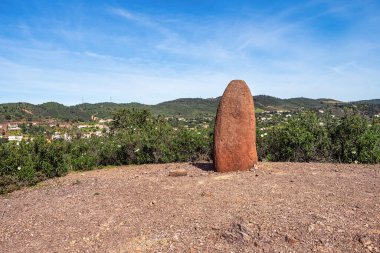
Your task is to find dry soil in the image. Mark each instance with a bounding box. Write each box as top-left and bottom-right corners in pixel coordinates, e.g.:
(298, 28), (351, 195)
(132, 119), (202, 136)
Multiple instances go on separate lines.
(0, 162), (379, 253)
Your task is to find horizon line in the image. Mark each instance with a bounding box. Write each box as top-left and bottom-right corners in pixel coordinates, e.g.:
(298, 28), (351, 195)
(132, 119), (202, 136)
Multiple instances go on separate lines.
(0, 95), (379, 107)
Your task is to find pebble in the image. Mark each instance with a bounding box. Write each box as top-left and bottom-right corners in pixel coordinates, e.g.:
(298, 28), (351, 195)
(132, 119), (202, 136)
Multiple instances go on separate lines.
(308, 224), (316, 232)
(285, 234), (299, 245)
(359, 236), (372, 246)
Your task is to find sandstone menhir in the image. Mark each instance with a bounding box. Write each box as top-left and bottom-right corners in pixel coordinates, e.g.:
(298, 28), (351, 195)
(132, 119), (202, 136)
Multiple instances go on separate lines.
(213, 80), (258, 172)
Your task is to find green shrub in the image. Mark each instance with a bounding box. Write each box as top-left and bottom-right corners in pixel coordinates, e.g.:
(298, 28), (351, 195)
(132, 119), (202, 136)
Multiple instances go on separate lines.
(357, 125), (380, 163)
(72, 155), (97, 170)
(330, 114), (369, 163)
(258, 112), (330, 162)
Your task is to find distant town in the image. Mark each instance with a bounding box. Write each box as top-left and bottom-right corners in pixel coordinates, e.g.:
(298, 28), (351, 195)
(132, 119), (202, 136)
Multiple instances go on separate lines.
(0, 117), (112, 143)
(0, 115), (216, 143)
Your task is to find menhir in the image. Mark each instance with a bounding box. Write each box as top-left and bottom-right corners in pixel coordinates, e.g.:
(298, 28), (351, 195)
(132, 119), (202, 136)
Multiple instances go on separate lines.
(213, 80), (258, 172)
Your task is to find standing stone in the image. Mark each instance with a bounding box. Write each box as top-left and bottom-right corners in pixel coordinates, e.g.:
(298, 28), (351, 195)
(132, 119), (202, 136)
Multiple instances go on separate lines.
(213, 80), (258, 172)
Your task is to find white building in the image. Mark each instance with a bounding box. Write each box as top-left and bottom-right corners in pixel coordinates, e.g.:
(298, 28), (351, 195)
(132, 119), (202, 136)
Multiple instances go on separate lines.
(8, 123), (21, 131)
(8, 135), (23, 142)
(52, 132), (62, 140)
(95, 131), (103, 137)
(64, 133), (72, 141)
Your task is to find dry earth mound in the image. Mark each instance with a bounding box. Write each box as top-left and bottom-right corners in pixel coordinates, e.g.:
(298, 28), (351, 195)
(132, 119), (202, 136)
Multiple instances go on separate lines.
(1, 162), (379, 252)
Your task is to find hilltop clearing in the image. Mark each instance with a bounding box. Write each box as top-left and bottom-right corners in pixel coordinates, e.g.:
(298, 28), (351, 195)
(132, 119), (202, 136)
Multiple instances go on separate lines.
(1, 162), (379, 252)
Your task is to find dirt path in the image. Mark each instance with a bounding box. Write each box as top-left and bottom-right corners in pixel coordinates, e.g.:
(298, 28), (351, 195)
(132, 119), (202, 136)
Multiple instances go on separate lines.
(1, 162), (379, 253)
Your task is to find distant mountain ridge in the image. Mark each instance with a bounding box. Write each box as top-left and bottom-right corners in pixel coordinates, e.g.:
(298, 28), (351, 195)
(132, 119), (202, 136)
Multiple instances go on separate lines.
(352, 99), (380, 105)
(0, 95), (379, 122)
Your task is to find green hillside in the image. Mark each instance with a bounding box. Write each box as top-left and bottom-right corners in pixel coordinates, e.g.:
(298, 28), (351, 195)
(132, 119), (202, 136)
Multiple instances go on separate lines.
(353, 99), (380, 105)
(0, 96), (378, 122)
(154, 98), (219, 116)
(254, 95), (287, 110)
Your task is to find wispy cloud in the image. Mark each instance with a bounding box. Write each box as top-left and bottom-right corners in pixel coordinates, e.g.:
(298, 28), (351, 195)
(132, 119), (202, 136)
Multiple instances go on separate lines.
(109, 7), (174, 38)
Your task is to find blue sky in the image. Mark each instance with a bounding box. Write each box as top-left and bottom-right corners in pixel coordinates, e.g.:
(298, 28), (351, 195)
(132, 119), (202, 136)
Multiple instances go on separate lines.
(0, 0), (379, 105)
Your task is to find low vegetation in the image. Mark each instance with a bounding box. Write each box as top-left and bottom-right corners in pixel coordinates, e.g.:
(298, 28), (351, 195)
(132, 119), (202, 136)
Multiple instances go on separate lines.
(1, 108), (379, 194)
(257, 111), (380, 163)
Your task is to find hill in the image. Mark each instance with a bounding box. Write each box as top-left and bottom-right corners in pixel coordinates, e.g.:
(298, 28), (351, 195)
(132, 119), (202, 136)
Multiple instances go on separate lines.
(0, 96), (378, 122)
(352, 99), (380, 105)
(154, 98), (219, 116)
(254, 96), (338, 111)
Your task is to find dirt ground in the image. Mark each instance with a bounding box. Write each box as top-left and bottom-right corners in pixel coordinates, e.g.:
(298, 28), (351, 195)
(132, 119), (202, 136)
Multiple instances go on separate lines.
(0, 162), (379, 253)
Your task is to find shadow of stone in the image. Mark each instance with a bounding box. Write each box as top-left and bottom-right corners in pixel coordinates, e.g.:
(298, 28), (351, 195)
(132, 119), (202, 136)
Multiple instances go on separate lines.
(192, 162), (215, 172)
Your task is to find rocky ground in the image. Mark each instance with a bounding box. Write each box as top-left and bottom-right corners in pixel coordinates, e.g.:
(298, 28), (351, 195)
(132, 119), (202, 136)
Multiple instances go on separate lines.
(0, 162), (379, 253)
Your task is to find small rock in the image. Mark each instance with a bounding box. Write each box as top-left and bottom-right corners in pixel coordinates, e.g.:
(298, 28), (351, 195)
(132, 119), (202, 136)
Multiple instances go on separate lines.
(316, 221), (325, 226)
(308, 224), (316, 232)
(250, 164), (259, 171)
(201, 191), (213, 197)
(240, 231), (251, 242)
(169, 169), (187, 177)
(367, 245), (374, 251)
(222, 223), (253, 243)
(359, 236), (372, 246)
(285, 234), (299, 245)
(173, 234), (179, 242)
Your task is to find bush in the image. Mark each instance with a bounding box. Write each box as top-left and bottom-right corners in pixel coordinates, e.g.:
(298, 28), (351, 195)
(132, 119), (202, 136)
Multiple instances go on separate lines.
(330, 114), (372, 163)
(357, 124), (380, 163)
(258, 112), (331, 162)
(257, 111), (379, 164)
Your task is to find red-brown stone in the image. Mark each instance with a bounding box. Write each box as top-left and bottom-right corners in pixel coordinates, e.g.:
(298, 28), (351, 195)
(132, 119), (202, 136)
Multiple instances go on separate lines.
(213, 80), (258, 172)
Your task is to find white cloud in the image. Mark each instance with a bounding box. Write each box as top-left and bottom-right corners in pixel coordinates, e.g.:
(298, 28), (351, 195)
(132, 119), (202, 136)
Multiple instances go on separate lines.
(109, 7), (174, 38)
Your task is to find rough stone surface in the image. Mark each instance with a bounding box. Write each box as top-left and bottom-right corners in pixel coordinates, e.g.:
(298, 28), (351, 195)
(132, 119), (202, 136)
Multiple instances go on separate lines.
(213, 80), (258, 172)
